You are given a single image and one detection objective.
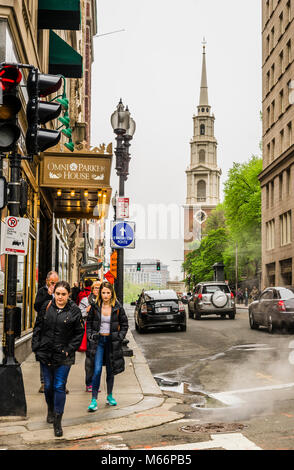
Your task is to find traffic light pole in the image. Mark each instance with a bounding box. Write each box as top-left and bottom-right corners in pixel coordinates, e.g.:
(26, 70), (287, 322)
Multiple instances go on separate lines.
(0, 150), (27, 417)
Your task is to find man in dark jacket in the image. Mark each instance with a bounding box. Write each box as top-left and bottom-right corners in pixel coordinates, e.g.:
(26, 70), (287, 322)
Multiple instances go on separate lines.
(34, 271), (59, 392)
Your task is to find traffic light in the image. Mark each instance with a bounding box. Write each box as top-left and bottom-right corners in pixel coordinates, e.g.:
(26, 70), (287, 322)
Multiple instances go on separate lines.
(156, 262), (161, 271)
(0, 65), (22, 151)
(137, 262), (141, 271)
(26, 68), (63, 156)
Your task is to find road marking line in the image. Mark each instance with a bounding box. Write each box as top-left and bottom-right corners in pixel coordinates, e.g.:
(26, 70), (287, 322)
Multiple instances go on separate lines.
(140, 433), (262, 450)
(210, 382), (294, 406)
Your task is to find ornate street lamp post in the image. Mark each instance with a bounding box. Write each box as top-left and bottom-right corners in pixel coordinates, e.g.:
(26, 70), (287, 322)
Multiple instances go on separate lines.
(111, 100), (136, 304)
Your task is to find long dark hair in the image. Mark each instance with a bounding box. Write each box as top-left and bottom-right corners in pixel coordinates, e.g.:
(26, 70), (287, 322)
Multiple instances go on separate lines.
(98, 281), (117, 307)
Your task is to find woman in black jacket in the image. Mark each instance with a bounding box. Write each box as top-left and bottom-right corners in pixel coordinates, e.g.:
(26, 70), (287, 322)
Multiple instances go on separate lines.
(32, 281), (84, 437)
(87, 281), (128, 412)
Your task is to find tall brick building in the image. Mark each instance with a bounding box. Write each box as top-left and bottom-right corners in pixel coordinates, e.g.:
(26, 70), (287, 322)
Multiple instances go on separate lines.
(259, 0), (294, 288)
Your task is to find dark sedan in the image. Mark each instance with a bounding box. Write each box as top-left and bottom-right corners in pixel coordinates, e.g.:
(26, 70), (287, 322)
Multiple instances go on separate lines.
(133, 289), (186, 334)
(249, 287), (294, 333)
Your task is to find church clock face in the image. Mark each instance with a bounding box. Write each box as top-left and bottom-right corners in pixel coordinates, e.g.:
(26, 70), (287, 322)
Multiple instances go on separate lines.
(194, 209), (207, 224)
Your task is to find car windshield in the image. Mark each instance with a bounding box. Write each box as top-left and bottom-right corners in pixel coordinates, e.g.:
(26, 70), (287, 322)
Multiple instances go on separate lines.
(202, 285), (230, 294)
(278, 288), (294, 299)
(144, 290), (178, 301)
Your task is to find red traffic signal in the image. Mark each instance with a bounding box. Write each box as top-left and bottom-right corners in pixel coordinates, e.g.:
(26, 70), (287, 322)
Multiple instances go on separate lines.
(0, 65), (22, 92)
(26, 69), (62, 155)
(0, 65), (22, 151)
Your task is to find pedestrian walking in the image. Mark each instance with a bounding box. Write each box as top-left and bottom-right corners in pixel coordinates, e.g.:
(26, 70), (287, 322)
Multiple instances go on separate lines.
(77, 279), (93, 305)
(87, 281), (128, 412)
(34, 270), (59, 393)
(250, 285), (260, 302)
(32, 281), (84, 437)
(244, 288), (249, 306)
(71, 282), (80, 303)
(79, 280), (101, 392)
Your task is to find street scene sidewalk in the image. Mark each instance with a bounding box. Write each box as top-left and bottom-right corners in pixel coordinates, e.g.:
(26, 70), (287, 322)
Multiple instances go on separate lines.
(0, 329), (183, 447)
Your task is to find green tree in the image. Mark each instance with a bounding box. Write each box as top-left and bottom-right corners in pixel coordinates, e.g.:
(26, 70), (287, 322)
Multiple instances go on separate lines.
(223, 155), (262, 279)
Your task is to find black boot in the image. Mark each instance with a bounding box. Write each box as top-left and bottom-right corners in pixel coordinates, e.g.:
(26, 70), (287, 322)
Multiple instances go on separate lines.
(47, 404), (54, 424)
(53, 412), (63, 437)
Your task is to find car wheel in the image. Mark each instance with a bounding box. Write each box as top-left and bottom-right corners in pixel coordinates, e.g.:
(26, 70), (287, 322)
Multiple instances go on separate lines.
(249, 312), (259, 330)
(268, 315), (274, 334)
(180, 324), (187, 332)
(228, 312), (235, 320)
(221, 314), (226, 319)
(135, 321), (139, 331)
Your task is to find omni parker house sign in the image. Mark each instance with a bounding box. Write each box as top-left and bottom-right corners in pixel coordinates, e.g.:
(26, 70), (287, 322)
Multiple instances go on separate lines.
(39, 142), (113, 219)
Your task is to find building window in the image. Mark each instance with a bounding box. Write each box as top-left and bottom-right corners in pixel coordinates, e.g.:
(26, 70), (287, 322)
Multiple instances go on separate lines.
(197, 180), (206, 201)
(279, 89), (284, 115)
(280, 210), (292, 246)
(288, 121), (292, 146)
(287, 40), (292, 65)
(199, 149), (205, 163)
(271, 63), (275, 87)
(271, 137), (275, 161)
(279, 50), (284, 75)
(280, 128), (284, 153)
(266, 70), (270, 93)
(271, 26), (275, 50)
(279, 173), (283, 200)
(266, 184), (269, 209)
(279, 11), (284, 36)
(266, 262), (276, 286)
(270, 180), (274, 206)
(200, 124), (205, 135)
(271, 100), (275, 125)
(286, 167), (291, 195)
(266, 35), (270, 57)
(266, 106), (270, 129)
(287, 0), (291, 23)
(266, 219), (275, 250)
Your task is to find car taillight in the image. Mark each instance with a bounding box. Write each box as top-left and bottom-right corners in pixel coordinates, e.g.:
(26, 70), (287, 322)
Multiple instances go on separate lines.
(230, 292), (234, 298)
(141, 303), (147, 314)
(179, 301), (185, 312)
(198, 293), (202, 300)
(278, 300), (286, 312)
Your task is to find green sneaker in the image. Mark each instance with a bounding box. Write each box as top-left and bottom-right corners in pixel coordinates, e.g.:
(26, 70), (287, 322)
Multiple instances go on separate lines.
(88, 398), (98, 412)
(107, 394), (117, 406)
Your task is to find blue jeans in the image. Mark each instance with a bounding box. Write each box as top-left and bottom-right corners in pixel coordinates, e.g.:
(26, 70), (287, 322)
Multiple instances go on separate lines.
(40, 363), (71, 414)
(92, 335), (114, 399)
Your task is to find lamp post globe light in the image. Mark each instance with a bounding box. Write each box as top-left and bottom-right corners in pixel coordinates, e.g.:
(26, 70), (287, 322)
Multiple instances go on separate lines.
(111, 99), (136, 304)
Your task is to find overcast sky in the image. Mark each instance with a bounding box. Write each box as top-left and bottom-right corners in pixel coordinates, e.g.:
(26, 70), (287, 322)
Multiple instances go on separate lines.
(91, 0), (262, 281)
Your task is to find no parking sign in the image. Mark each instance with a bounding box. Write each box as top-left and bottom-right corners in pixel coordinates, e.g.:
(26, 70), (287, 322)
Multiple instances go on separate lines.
(1, 216), (30, 255)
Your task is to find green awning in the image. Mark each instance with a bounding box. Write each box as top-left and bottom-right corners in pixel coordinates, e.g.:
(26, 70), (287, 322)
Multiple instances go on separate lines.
(49, 31), (83, 78)
(38, 0), (81, 30)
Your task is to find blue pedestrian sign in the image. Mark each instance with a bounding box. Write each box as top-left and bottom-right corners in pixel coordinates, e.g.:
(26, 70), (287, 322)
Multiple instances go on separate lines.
(111, 221), (135, 249)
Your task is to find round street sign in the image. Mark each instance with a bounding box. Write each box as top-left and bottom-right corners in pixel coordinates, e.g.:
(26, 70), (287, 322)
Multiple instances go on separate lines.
(111, 221), (135, 248)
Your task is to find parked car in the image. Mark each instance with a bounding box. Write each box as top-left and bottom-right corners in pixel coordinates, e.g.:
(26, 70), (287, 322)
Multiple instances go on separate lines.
(134, 289), (186, 333)
(249, 286), (294, 333)
(188, 281), (236, 320)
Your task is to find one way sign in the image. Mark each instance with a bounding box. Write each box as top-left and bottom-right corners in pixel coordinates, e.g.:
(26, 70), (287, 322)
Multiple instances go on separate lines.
(111, 221), (135, 249)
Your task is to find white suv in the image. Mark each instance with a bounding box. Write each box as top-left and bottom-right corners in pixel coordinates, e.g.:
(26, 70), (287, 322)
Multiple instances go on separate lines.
(188, 282), (236, 320)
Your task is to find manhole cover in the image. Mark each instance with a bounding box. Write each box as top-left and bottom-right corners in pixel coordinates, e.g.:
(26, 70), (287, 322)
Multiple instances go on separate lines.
(180, 422), (247, 433)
